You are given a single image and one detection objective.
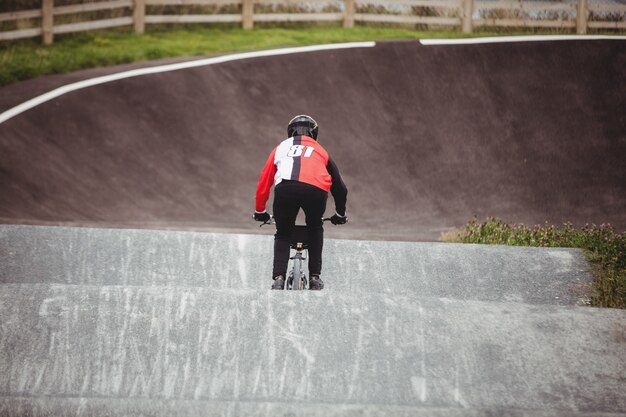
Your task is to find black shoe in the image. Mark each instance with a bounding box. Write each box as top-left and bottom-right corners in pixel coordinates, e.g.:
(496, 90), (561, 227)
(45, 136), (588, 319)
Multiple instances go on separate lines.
(309, 275), (324, 290)
(271, 275), (285, 290)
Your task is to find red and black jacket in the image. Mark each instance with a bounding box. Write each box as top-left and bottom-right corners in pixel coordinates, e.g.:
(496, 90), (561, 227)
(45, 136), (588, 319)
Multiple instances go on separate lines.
(255, 135), (347, 215)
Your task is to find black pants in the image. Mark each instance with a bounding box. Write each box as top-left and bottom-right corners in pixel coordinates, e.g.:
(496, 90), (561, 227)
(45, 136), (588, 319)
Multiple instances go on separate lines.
(272, 180), (328, 278)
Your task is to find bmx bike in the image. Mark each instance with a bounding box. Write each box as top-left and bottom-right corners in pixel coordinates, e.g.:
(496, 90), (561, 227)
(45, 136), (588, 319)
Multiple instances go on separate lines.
(261, 217), (331, 290)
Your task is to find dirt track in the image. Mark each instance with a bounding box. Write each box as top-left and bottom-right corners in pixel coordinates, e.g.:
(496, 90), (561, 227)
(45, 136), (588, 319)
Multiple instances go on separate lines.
(0, 39), (624, 241)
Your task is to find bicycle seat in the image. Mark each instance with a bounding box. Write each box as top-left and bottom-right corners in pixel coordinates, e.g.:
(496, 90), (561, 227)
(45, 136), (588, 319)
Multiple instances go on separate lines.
(290, 225), (309, 249)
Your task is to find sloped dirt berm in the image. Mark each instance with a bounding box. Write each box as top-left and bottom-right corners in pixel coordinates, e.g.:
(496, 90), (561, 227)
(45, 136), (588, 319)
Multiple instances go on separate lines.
(0, 39), (624, 240)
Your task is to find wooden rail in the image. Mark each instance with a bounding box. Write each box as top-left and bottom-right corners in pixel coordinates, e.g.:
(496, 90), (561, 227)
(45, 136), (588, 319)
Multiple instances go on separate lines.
(0, 0), (623, 44)
(474, 0), (577, 31)
(589, 2), (626, 30)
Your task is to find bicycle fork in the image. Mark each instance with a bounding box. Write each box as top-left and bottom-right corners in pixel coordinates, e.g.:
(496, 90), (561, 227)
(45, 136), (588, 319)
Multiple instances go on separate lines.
(288, 243), (307, 290)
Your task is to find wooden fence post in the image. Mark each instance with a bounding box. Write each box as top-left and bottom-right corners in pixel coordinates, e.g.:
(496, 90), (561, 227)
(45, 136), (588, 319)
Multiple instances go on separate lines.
(42, 0), (54, 45)
(462, 0), (474, 33)
(134, 0), (146, 34)
(344, 0), (355, 28)
(577, 0), (588, 34)
(242, 0), (253, 29)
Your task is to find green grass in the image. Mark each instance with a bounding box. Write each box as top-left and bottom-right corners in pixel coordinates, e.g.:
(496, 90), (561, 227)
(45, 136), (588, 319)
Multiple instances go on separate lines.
(445, 217), (626, 309)
(0, 25), (514, 86)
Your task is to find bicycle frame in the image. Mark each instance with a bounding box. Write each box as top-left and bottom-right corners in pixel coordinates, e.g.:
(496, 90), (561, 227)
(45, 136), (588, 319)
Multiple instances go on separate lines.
(287, 224), (314, 290)
(288, 236), (307, 290)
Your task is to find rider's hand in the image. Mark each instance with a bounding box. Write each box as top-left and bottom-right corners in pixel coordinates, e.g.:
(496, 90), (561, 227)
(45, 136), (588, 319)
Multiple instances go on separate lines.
(330, 212), (347, 225)
(253, 211), (271, 222)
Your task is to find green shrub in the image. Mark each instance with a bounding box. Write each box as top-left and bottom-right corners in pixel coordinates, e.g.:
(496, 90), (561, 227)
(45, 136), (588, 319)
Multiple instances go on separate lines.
(450, 217), (625, 309)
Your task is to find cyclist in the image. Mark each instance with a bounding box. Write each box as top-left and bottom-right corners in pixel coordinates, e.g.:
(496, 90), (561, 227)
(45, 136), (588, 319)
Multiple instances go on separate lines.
(253, 115), (348, 290)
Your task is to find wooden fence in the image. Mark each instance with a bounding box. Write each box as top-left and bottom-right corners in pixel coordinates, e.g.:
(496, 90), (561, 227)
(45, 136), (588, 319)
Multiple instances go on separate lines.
(1, 0), (624, 45)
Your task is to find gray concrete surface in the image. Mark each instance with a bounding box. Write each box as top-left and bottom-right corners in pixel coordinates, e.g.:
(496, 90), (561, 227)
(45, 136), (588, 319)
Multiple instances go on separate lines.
(1, 225), (625, 416)
(1, 225), (592, 305)
(1, 285), (626, 414)
(3, 399), (626, 417)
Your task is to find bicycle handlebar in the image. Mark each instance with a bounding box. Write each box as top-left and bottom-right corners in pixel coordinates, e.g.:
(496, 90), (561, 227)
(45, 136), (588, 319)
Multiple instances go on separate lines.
(259, 216), (335, 227)
(260, 219), (275, 227)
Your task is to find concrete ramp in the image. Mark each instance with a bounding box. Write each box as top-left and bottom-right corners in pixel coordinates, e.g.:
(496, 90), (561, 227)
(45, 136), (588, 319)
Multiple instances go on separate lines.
(1, 225), (625, 416)
(2, 225), (592, 304)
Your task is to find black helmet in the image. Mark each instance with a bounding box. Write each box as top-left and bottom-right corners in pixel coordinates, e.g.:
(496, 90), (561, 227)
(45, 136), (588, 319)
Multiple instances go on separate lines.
(287, 115), (318, 140)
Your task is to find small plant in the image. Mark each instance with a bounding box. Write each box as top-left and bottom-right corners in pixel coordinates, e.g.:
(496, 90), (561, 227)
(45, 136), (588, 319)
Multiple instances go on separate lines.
(445, 217), (626, 309)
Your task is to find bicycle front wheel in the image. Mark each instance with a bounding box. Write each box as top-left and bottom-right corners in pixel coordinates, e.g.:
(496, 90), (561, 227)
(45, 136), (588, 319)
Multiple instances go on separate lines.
(291, 258), (303, 290)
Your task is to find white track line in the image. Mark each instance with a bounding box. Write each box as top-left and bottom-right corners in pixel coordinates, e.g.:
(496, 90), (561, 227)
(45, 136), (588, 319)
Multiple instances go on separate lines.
(420, 35), (626, 45)
(0, 41), (376, 125)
